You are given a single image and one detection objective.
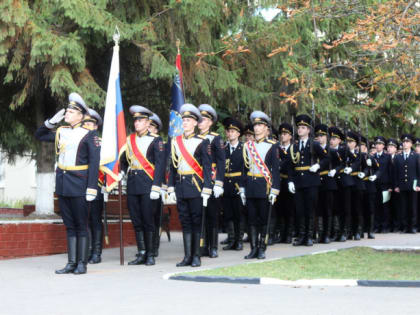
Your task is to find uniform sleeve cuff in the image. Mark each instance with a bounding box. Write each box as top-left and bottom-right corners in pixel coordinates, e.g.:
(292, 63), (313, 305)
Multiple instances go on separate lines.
(270, 188), (280, 196)
(202, 187), (212, 195)
(162, 184), (168, 190)
(168, 187), (174, 193)
(151, 185), (161, 193)
(86, 188), (97, 196)
(214, 180), (224, 188)
(45, 119), (55, 129)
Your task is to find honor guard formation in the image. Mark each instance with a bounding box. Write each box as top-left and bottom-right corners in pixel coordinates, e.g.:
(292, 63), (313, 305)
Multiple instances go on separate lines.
(36, 93), (420, 274)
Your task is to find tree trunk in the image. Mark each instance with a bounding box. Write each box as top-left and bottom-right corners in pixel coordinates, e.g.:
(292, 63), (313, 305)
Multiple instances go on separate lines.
(34, 93), (56, 215)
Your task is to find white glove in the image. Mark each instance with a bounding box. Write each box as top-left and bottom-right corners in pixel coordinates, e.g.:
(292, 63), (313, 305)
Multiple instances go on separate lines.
(309, 163), (320, 173)
(150, 191), (160, 200)
(413, 182), (417, 192)
(118, 171), (125, 181)
(49, 109), (65, 125)
(238, 187), (246, 206)
(86, 193), (96, 202)
(328, 169), (336, 177)
(344, 167), (352, 175)
(288, 182), (295, 194)
(369, 175), (377, 182)
(358, 172), (365, 179)
(268, 193), (276, 205)
(103, 192), (109, 202)
(213, 185), (224, 198)
(168, 192), (177, 204)
(202, 193), (210, 207)
(366, 159), (372, 167)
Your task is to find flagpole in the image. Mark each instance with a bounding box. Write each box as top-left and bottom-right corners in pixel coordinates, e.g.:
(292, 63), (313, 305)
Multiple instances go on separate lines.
(113, 27), (124, 266)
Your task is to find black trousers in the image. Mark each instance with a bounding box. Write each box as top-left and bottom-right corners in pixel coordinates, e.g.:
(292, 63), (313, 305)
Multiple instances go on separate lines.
(58, 196), (89, 237)
(351, 189), (364, 234)
(294, 187), (318, 237)
(88, 194), (103, 235)
(375, 189), (391, 231)
(205, 196), (221, 230)
(317, 189), (334, 236)
(154, 197), (163, 231)
(398, 190), (418, 231)
(222, 195), (243, 226)
(246, 198), (269, 229)
(338, 186), (352, 235)
(177, 197), (203, 233)
(127, 194), (156, 233)
(364, 192), (376, 231)
(277, 187), (295, 237)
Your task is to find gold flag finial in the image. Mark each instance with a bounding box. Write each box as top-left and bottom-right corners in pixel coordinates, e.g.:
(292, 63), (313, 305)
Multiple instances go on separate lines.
(176, 39), (180, 54)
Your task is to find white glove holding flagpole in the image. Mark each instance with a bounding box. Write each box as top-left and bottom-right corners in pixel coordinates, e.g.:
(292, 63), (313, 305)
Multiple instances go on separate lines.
(288, 182), (296, 194)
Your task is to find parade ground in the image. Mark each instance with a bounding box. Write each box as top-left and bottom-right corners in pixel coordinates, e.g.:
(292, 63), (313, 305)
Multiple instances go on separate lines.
(1, 232), (419, 315)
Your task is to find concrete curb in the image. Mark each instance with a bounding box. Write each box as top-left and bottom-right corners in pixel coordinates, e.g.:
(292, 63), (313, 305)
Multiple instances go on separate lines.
(166, 246), (420, 287)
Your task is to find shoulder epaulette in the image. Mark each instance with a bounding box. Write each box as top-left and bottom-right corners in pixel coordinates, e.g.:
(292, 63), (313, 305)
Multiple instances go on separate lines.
(149, 132), (159, 138)
(82, 125), (95, 131)
(267, 139), (276, 144)
(197, 134), (206, 139)
(210, 131), (219, 136)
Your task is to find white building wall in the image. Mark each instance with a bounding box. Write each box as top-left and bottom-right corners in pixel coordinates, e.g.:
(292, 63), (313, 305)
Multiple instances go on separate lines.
(0, 152), (37, 203)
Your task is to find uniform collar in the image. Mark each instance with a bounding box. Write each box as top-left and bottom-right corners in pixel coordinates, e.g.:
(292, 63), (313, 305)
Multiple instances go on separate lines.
(71, 122), (82, 129)
(137, 130), (148, 137)
(255, 136), (266, 143)
(183, 132), (195, 139)
(201, 130), (210, 136)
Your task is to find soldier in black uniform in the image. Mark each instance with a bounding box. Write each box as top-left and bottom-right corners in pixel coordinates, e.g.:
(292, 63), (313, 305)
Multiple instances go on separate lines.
(221, 117), (245, 251)
(314, 125), (342, 244)
(276, 122), (294, 244)
(373, 136), (393, 233)
(167, 104), (212, 267)
(197, 104), (225, 258)
(361, 137), (380, 239)
(241, 111), (280, 259)
(393, 134), (420, 233)
(335, 130), (361, 242)
(82, 109), (105, 264)
(120, 106), (165, 266)
(148, 113), (166, 257)
(35, 93), (100, 275)
(386, 138), (399, 232)
(288, 115), (329, 246)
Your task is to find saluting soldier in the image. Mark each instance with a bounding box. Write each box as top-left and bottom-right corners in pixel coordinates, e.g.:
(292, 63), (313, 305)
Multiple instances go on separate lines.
(120, 106), (165, 266)
(276, 122), (294, 244)
(82, 109), (105, 264)
(288, 115), (329, 246)
(393, 134), (420, 233)
(373, 136), (393, 233)
(167, 104), (212, 267)
(197, 104), (225, 258)
(148, 113), (166, 257)
(241, 111), (280, 259)
(35, 93), (100, 275)
(221, 117), (245, 251)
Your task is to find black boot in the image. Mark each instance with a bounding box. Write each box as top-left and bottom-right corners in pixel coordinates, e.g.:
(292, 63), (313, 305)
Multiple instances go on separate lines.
(88, 230), (102, 264)
(191, 232), (201, 267)
(145, 232), (155, 266)
(321, 216), (332, 244)
(293, 217), (306, 246)
(368, 214), (375, 239)
(176, 232), (192, 267)
(233, 222), (243, 250)
(153, 229), (160, 257)
(222, 221), (235, 250)
(200, 227), (209, 257)
(128, 231), (146, 265)
(55, 236), (77, 274)
(257, 231), (266, 260)
(244, 226), (258, 259)
(209, 228), (218, 258)
(221, 220), (234, 245)
(73, 236), (88, 275)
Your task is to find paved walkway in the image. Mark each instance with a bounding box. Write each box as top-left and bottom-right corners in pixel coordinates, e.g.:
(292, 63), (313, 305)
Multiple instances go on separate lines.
(1, 232), (419, 315)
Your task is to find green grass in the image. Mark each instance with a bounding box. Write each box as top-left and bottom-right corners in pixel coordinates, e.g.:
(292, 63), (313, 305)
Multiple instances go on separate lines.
(184, 247), (420, 281)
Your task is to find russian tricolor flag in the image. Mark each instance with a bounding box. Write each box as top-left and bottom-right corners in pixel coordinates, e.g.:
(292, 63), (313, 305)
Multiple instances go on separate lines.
(100, 42), (127, 192)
